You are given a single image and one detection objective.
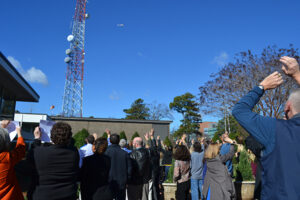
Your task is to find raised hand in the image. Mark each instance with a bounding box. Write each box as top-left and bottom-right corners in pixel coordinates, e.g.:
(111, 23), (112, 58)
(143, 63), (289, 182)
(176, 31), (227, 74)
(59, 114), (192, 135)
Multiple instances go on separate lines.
(16, 127), (22, 138)
(157, 135), (160, 140)
(34, 126), (41, 139)
(105, 128), (111, 137)
(280, 56), (300, 77)
(224, 136), (233, 144)
(0, 120), (10, 129)
(259, 71), (283, 90)
(150, 128), (154, 137)
(144, 132), (149, 141)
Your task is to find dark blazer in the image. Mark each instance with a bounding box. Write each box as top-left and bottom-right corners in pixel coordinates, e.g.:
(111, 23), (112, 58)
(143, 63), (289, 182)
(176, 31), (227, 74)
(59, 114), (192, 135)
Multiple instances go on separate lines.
(28, 140), (79, 200)
(105, 144), (132, 190)
(80, 154), (113, 200)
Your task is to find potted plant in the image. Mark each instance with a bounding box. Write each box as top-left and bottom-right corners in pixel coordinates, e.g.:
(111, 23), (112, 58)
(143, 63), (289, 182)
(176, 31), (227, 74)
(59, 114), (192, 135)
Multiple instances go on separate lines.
(234, 150), (255, 200)
(162, 159), (176, 200)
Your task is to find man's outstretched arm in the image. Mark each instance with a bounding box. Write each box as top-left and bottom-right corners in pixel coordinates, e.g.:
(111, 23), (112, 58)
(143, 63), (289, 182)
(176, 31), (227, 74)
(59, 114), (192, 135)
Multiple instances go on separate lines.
(232, 72), (283, 155)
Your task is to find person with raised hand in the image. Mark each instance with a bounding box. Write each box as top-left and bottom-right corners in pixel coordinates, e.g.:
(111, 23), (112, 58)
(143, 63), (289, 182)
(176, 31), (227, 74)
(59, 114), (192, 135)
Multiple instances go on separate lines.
(28, 123), (79, 200)
(232, 56), (300, 200)
(202, 137), (236, 200)
(0, 126), (25, 200)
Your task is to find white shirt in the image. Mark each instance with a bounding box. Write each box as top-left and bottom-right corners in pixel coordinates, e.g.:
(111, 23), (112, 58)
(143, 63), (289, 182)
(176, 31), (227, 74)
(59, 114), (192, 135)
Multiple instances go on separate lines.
(78, 143), (93, 168)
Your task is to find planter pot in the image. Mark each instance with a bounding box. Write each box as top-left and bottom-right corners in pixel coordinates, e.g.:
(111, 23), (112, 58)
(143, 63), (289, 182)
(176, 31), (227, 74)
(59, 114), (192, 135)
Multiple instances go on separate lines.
(234, 181), (255, 200)
(162, 183), (176, 200)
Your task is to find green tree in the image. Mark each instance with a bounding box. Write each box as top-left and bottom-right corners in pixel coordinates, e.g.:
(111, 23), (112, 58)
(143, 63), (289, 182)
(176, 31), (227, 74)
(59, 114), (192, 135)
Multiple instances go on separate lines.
(73, 128), (89, 148)
(120, 131), (127, 140)
(235, 150), (254, 181)
(212, 115), (248, 142)
(169, 93), (202, 137)
(131, 131), (140, 141)
(102, 132), (108, 139)
(163, 136), (172, 147)
(165, 159), (175, 183)
(123, 98), (150, 120)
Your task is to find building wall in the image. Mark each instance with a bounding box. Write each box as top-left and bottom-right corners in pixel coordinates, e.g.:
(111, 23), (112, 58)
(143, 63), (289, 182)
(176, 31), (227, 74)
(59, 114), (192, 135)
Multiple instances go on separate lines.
(52, 117), (171, 141)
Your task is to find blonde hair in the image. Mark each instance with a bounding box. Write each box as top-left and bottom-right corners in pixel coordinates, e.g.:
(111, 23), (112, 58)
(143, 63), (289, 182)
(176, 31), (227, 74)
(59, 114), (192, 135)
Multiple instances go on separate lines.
(236, 144), (245, 153)
(248, 150), (256, 162)
(204, 144), (220, 159)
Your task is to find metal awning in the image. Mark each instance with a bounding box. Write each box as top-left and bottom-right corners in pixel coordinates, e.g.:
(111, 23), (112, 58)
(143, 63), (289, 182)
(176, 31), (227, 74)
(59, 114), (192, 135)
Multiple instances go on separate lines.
(0, 52), (39, 102)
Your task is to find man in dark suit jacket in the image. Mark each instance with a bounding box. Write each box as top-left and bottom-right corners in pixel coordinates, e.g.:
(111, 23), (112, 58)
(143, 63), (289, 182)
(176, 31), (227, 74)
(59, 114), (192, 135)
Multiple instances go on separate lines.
(105, 134), (132, 200)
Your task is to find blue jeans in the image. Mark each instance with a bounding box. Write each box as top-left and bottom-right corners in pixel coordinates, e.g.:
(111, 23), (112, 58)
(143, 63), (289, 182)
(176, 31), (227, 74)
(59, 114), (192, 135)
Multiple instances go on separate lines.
(191, 178), (204, 200)
(164, 166), (170, 179)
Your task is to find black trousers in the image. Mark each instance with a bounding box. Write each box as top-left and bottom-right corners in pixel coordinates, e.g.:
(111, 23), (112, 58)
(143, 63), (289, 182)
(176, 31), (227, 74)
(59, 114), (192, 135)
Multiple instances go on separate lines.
(176, 181), (190, 200)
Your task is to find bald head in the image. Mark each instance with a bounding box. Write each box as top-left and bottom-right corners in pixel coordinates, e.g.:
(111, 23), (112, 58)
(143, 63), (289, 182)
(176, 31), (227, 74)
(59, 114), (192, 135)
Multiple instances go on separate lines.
(133, 137), (143, 148)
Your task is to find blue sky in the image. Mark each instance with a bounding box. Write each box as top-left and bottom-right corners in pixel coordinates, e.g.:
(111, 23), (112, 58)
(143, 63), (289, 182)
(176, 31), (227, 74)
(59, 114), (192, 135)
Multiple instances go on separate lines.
(1, 0), (300, 130)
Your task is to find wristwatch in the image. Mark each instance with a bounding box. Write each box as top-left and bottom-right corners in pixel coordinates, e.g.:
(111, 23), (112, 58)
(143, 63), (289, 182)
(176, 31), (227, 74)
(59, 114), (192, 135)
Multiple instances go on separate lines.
(258, 85), (264, 90)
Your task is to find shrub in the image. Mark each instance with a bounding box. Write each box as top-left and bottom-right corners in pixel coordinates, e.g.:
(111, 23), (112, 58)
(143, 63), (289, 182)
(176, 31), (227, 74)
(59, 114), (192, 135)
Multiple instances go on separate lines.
(73, 128), (89, 148)
(120, 131), (127, 140)
(165, 159), (175, 183)
(102, 132), (108, 139)
(131, 131), (140, 141)
(235, 150), (254, 181)
(163, 136), (172, 147)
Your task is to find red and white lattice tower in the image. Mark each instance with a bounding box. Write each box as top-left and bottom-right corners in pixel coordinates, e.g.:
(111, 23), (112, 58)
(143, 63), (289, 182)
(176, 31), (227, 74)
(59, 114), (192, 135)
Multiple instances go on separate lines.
(62, 0), (88, 117)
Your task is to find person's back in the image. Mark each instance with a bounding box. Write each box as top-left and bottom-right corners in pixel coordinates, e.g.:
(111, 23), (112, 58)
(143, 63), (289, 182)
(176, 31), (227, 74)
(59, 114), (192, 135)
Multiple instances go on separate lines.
(203, 140), (236, 200)
(190, 142), (205, 200)
(129, 147), (151, 184)
(105, 134), (131, 200)
(0, 126), (25, 200)
(220, 143), (233, 175)
(105, 144), (130, 187)
(33, 144), (79, 199)
(232, 58), (300, 200)
(80, 138), (112, 200)
(29, 122), (79, 200)
(191, 151), (204, 179)
(259, 118), (300, 199)
(79, 135), (95, 167)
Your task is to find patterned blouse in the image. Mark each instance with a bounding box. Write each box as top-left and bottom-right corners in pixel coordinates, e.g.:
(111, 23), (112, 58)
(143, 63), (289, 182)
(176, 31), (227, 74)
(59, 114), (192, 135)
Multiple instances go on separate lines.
(173, 160), (191, 183)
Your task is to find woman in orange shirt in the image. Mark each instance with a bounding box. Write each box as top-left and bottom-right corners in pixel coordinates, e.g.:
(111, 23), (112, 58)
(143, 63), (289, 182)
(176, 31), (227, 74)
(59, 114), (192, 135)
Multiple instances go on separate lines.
(0, 122), (26, 200)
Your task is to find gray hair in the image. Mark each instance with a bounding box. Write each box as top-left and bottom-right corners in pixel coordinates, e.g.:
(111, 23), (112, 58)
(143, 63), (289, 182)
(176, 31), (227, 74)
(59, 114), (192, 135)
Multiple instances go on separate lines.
(288, 88), (300, 113)
(119, 139), (127, 148)
(0, 128), (10, 153)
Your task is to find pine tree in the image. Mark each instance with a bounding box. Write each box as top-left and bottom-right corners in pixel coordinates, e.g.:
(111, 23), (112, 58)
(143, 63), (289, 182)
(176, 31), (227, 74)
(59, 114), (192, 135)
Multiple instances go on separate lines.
(131, 132), (140, 141)
(102, 132), (108, 139)
(123, 98), (150, 120)
(73, 128), (90, 148)
(163, 136), (172, 147)
(236, 150), (254, 181)
(120, 131), (127, 140)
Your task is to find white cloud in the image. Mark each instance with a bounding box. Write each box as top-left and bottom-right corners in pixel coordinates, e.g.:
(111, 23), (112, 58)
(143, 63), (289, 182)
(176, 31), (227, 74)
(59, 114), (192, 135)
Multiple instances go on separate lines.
(116, 23), (125, 27)
(7, 56), (23, 72)
(23, 67), (48, 85)
(109, 90), (120, 100)
(212, 52), (229, 66)
(7, 56), (48, 85)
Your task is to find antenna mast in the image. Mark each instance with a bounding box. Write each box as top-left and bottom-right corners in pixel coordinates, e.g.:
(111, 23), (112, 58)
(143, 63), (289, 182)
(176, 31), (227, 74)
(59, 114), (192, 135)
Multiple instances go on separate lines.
(62, 0), (88, 117)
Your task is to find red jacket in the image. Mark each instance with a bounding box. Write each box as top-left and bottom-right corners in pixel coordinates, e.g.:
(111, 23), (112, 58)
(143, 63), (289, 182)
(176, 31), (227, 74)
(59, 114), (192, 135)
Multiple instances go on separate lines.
(0, 137), (25, 200)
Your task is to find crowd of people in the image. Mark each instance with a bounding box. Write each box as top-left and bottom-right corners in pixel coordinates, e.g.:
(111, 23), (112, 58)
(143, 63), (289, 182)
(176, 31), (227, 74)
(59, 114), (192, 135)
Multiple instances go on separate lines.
(0, 56), (300, 200)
